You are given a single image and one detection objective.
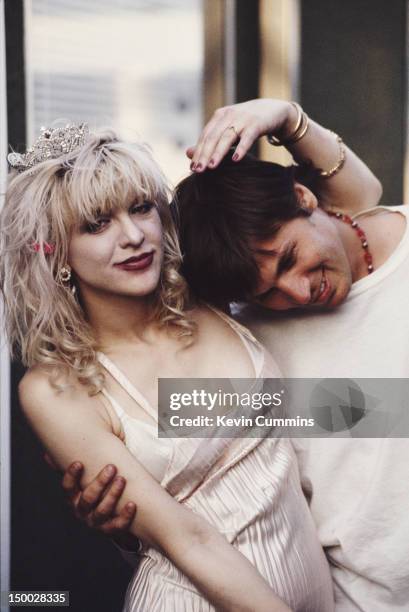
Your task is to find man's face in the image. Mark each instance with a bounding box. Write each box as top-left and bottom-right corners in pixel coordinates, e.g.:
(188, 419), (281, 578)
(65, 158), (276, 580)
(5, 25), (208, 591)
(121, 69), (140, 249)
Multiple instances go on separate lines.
(251, 208), (353, 311)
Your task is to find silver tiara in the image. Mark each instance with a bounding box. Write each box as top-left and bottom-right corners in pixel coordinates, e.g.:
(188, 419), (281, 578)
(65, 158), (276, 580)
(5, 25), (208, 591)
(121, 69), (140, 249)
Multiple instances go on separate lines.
(7, 122), (90, 173)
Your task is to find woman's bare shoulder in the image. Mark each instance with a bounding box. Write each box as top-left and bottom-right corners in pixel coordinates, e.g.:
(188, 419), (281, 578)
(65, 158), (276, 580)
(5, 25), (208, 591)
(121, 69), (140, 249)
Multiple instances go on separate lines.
(19, 365), (94, 417)
(186, 304), (256, 377)
(188, 305), (230, 340)
(18, 366), (120, 436)
(189, 303), (229, 326)
(20, 365), (79, 399)
(191, 304), (255, 339)
(19, 366), (57, 405)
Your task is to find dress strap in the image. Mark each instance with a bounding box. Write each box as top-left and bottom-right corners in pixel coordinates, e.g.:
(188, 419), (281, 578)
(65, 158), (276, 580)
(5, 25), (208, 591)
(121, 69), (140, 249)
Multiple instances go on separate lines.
(207, 304), (259, 343)
(206, 304), (263, 377)
(100, 388), (127, 420)
(97, 351), (158, 424)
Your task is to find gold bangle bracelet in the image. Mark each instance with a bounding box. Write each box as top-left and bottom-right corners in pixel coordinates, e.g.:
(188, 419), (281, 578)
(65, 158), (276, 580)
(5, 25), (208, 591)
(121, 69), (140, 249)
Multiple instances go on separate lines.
(319, 132), (346, 179)
(287, 115), (309, 144)
(267, 102), (304, 146)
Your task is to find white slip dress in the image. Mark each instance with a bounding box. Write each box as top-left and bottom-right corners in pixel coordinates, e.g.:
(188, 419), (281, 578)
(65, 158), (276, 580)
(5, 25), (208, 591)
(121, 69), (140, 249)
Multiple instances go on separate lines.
(97, 309), (334, 611)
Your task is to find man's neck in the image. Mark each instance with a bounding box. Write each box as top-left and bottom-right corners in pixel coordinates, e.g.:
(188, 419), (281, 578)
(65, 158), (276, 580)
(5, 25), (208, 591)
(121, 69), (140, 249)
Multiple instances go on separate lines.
(334, 220), (370, 282)
(356, 209), (406, 276)
(334, 209), (406, 283)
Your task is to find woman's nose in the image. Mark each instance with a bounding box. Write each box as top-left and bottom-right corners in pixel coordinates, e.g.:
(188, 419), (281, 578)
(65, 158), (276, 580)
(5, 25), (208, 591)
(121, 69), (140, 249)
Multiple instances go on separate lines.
(277, 275), (311, 305)
(118, 215), (145, 247)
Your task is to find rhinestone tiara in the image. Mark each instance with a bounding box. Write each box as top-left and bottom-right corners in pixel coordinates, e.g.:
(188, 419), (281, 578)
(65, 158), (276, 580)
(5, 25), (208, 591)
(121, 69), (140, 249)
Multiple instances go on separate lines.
(7, 122), (90, 173)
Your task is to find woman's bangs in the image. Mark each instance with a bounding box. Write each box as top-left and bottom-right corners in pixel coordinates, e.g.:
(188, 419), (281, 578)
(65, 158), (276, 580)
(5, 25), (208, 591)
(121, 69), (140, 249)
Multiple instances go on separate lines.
(65, 142), (168, 226)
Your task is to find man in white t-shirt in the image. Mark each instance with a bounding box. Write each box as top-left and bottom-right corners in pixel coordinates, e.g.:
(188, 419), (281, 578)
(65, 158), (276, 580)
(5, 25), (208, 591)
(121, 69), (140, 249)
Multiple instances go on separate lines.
(169, 100), (409, 608)
(58, 100), (409, 610)
(234, 203), (409, 611)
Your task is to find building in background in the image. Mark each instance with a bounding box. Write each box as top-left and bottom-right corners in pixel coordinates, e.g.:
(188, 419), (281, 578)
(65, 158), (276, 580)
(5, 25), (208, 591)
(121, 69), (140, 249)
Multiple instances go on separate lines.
(26, 0), (203, 184)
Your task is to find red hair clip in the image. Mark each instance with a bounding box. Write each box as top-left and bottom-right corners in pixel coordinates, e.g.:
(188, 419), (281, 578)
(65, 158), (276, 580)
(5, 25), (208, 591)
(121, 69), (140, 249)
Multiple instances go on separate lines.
(32, 241), (55, 255)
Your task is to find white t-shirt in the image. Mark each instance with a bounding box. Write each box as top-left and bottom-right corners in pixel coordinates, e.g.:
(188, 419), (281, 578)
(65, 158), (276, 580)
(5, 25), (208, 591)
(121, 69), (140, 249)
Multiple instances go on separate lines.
(238, 205), (409, 611)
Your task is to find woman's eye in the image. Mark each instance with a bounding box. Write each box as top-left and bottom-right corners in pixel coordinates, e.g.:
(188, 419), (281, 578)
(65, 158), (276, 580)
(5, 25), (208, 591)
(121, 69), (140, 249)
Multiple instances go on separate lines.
(130, 201), (154, 215)
(85, 218), (109, 233)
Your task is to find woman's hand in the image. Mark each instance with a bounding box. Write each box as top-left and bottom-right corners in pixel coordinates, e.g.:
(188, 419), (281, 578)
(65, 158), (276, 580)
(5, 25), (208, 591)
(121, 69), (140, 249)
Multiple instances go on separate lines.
(187, 97), (382, 214)
(187, 99), (293, 172)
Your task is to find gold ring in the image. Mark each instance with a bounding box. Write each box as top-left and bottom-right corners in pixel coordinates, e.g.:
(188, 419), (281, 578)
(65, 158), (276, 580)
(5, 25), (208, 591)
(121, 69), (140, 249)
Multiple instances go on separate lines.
(226, 125), (239, 139)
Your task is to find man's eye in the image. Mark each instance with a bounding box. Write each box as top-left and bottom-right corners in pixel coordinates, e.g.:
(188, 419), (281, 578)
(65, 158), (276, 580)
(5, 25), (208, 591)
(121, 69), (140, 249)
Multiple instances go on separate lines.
(258, 287), (276, 301)
(130, 201), (154, 215)
(85, 218), (109, 233)
(277, 248), (297, 275)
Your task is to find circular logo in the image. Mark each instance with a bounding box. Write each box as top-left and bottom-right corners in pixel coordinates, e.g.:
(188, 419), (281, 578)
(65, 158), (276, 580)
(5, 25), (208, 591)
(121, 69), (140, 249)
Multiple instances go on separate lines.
(309, 379), (367, 432)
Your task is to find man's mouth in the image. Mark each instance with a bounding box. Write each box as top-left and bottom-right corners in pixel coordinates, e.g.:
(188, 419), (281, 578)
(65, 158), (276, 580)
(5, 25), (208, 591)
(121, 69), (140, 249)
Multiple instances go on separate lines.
(313, 268), (332, 304)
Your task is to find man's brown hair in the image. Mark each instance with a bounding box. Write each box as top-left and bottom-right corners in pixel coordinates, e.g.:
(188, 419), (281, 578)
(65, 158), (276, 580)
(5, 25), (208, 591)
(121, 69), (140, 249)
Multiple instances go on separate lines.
(172, 154), (320, 306)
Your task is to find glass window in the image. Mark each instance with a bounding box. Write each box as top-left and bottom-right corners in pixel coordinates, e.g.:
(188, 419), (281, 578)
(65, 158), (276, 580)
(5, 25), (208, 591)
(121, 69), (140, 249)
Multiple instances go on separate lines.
(25, 0), (203, 183)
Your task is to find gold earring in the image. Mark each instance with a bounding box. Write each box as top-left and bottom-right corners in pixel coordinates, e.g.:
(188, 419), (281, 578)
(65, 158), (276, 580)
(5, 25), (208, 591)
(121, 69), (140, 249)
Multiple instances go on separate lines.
(58, 264), (71, 283)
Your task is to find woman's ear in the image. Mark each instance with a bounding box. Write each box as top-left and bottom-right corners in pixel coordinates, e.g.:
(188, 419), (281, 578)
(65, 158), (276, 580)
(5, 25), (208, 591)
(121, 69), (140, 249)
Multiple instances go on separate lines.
(294, 182), (318, 213)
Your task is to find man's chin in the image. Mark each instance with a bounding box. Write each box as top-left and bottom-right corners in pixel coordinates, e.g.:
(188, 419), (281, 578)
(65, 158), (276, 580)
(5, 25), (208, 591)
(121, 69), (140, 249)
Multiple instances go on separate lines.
(325, 282), (351, 309)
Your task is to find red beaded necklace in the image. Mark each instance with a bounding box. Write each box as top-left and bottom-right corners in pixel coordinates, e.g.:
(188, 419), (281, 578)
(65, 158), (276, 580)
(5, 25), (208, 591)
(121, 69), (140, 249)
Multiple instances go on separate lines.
(327, 211), (374, 274)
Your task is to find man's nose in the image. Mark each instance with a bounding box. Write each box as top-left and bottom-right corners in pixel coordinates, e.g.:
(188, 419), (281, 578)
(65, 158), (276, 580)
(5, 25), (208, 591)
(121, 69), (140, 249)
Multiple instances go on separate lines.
(118, 215), (145, 247)
(276, 275), (311, 305)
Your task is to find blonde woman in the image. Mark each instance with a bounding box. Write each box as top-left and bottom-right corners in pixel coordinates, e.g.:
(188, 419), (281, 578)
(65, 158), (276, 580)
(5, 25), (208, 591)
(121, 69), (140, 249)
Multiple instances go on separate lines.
(0, 125), (333, 611)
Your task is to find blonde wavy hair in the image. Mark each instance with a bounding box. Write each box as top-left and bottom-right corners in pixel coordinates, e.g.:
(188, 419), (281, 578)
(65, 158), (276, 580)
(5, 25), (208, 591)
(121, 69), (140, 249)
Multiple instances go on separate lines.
(0, 128), (195, 394)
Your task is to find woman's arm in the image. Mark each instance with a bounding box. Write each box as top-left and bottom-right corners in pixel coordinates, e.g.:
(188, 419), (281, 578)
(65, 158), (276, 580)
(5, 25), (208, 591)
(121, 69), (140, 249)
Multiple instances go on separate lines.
(19, 370), (290, 612)
(187, 98), (382, 215)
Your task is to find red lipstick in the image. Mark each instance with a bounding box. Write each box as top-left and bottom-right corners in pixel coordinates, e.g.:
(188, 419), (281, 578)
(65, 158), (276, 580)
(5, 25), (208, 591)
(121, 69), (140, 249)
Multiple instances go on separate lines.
(114, 252), (154, 271)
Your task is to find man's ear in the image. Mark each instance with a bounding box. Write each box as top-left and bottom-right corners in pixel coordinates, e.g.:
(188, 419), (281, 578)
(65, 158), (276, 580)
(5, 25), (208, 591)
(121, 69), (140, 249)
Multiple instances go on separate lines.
(294, 182), (318, 213)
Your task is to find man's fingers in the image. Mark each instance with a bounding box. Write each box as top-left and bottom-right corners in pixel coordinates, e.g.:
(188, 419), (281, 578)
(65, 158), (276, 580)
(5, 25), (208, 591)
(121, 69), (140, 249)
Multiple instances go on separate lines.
(100, 503), (137, 535)
(92, 476), (127, 526)
(43, 452), (59, 471)
(186, 146), (195, 159)
(75, 464), (117, 516)
(61, 462), (84, 498)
